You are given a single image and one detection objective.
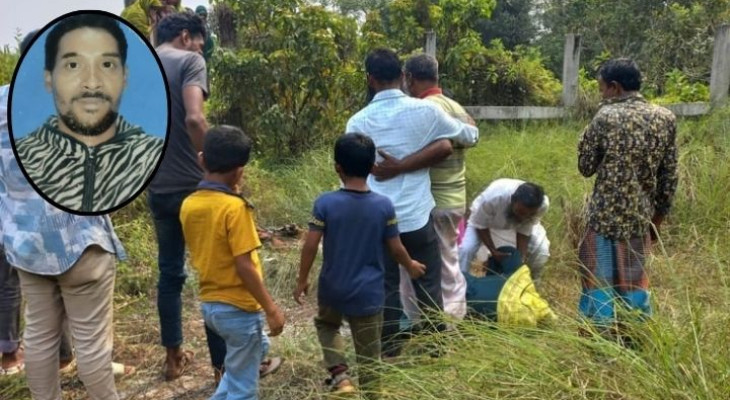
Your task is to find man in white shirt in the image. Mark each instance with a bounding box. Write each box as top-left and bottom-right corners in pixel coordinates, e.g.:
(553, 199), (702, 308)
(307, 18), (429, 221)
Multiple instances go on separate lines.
(345, 48), (478, 357)
(459, 178), (550, 279)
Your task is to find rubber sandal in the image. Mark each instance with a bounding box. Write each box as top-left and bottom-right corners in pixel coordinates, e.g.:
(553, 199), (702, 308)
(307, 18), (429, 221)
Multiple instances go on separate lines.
(259, 357), (283, 378)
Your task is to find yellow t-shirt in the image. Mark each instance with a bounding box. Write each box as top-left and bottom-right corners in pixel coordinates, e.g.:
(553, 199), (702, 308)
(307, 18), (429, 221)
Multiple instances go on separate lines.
(425, 93), (471, 209)
(121, 0), (162, 35)
(180, 190), (263, 312)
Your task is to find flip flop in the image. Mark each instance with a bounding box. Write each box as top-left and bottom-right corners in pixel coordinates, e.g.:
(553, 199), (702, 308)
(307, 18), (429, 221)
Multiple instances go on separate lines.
(259, 357), (283, 378)
(164, 350), (194, 381)
(112, 361), (136, 377)
(0, 362), (24, 376)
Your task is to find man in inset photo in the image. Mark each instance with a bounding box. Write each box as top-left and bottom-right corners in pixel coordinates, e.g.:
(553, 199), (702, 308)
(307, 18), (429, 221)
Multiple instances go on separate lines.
(11, 12), (165, 213)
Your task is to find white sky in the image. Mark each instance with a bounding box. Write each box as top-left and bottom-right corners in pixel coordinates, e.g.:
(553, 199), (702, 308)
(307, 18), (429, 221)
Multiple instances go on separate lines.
(0, 0), (209, 49)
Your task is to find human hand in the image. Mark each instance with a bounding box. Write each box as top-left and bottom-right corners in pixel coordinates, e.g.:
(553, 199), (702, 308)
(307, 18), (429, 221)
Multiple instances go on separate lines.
(406, 260), (426, 279)
(265, 305), (285, 337)
(293, 281), (309, 305)
(372, 150), (403, 181)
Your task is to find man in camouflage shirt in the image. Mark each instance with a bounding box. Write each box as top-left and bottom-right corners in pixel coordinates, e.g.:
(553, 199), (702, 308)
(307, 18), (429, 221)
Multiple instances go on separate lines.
(577, 58), (678, 341)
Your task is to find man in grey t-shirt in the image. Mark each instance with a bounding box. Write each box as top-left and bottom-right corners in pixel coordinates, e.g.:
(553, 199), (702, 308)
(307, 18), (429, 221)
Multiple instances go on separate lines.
(148, 12), (209, 381)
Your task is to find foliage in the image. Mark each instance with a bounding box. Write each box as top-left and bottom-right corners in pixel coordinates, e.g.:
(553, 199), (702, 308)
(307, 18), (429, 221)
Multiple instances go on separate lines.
(444, 37), (562, 105)
(0, 45), (18, 86)
(475, 0), (537, 49)
(652, 69), (710, 105)
(209, 0), (363, 163)
(363, 0), (561, 106)
(538, 0), (730, 95)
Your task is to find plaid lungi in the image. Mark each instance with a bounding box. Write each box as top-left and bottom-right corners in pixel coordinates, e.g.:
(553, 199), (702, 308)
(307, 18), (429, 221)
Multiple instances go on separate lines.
(578, 229), (651, 324)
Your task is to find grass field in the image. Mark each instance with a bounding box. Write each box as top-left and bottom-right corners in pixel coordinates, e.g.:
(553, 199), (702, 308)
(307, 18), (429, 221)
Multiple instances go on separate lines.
(1, 108), (729, 399)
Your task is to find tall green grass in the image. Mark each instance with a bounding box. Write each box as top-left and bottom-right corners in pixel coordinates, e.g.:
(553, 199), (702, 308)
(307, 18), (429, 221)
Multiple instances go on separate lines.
(237, 109), (730, 399)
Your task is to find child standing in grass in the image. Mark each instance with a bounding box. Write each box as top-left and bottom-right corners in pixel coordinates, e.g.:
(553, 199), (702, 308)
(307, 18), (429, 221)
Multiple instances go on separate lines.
(294, 133), (426, 397)
(180, 125), (285, 399)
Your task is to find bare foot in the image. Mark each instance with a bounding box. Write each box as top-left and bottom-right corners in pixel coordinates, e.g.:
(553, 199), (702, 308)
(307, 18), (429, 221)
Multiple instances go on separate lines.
(1, 346), (24, 371)
(164, 348), (194, 381)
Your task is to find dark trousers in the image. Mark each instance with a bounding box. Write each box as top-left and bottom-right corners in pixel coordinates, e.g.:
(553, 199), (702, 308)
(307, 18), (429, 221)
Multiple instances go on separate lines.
(381, 217), (444, 357)
(148, 191), (225, 367)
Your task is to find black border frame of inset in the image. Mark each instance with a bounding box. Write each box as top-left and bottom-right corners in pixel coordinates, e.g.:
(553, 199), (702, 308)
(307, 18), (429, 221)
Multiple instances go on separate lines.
(7, 9), (172, 216)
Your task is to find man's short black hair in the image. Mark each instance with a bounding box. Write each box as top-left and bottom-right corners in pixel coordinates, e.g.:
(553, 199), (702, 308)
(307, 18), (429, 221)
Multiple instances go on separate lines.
(203, 125), (252, 173)
(45, 14), (127, 72)
(19, 30), (40, 55)
(335, 133), (376, 178)
(155, 12), (206, 45)
(405, 53), (438, 81)
(365, 48), (402, 83)
(511, 182), (545, 209)
(599, 58), (642, 91)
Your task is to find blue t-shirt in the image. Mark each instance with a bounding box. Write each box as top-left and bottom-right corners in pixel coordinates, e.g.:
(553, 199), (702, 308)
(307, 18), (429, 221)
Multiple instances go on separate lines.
(309, 189), (400, 316)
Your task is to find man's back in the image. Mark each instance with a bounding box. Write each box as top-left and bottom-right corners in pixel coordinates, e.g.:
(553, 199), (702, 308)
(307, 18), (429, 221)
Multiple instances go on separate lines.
(578, 95), (678, 240)
(312, 189), (398, 316)
(346, 89), (477, 232)
(149, 47), (208, 194)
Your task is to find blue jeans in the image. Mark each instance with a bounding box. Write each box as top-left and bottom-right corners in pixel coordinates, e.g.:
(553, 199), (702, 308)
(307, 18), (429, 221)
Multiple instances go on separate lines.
(201, 302), (269, 400)
(148, 191), (191, 347)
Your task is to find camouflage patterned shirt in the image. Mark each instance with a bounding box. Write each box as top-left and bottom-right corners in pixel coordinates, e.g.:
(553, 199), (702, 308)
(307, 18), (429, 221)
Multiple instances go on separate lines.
(578, 94), (678, 240)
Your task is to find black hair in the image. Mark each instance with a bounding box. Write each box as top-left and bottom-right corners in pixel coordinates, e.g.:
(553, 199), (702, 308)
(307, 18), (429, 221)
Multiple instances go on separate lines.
(203, 125), (252, 173)
(45, 14), (127, 71)
(335, 133), (376, 178)
(20, 30), (40, 55)
(511, 182), (545, 209)
(365, 48), (402, 83)
(598, 58), (642, 91)
(155, 12), (206, 45)
(404, 53), (438, 81)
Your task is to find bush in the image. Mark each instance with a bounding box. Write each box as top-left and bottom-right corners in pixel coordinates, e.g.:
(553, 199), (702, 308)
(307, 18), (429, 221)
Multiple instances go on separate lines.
(442, 37), (562, 106)
(0, 46), (18, 85)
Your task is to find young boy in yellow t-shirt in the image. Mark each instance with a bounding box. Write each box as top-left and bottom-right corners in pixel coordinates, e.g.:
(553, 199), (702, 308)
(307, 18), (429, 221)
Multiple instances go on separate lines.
(180, 125), (285, 399)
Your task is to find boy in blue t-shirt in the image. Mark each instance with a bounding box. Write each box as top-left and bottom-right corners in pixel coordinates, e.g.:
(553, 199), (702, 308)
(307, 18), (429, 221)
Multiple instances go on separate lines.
(294, 133), (426, 397)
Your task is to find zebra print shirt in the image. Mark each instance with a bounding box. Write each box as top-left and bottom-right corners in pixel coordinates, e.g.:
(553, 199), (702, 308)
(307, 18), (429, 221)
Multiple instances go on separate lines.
(16, 116), (164, 213)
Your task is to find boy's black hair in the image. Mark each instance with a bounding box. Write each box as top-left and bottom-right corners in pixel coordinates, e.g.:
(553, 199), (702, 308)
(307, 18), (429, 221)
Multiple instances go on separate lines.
(365, 48), (402, 83)
(203, 125), (252, 173)
(598, 58), (642, 91)
(20, 30), (40, 55)
(511, 182), (545, 209)
(155, 12), (206, 45)
(335, 133), (375, 178)
(45, 14), (127, 71)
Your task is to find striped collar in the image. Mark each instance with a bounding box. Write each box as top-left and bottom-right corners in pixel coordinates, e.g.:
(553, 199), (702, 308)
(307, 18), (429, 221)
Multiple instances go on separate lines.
(32, 115), (142, 153)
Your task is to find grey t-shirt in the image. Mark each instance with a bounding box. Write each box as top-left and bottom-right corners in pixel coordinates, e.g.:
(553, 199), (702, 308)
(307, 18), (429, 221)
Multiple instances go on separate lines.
(148, 47), (208, 194)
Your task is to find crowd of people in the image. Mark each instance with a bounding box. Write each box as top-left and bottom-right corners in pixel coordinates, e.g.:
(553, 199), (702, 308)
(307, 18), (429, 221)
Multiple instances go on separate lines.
(0, 2), (678, 400)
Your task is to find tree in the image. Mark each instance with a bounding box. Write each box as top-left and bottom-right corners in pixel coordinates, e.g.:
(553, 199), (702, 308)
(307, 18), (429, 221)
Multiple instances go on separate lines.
(209, 0), (362, 162)
(538, 0), (730, 96)
(362, 0), (562, 105)
(476, 0), (537, 49)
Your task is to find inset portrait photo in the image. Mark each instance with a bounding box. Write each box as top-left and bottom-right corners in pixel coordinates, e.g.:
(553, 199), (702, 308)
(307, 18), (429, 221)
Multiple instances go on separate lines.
(8, 10), (169, 215)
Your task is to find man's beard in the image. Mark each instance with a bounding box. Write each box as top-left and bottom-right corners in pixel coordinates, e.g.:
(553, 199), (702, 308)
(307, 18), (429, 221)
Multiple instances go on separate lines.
(59, 92), (119, 137)
(365, 85), (376, 104)
(60, 109), (118, 137)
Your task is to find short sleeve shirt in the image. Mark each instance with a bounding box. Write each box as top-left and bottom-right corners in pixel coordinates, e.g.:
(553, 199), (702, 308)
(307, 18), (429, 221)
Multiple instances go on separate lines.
(149, 47), (208, 194)
(180, 188), (263, 312)
(309, 189), (399, 316)
(468, 178), (549, 236)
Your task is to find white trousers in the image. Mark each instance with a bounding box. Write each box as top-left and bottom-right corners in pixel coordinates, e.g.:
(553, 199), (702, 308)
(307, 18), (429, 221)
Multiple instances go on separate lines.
(400, 208), (467, 321)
